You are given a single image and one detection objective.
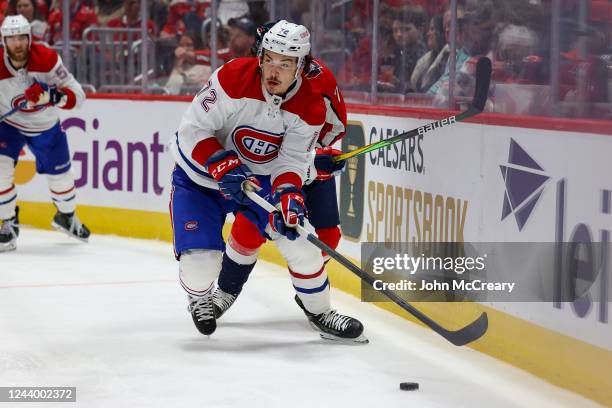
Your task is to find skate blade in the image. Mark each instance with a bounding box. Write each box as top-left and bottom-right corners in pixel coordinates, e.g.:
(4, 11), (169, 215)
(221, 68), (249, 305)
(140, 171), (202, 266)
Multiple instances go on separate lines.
(319, 332), (369, 344)
(51, 221), (89, 243)
(0, 241), (16, 252)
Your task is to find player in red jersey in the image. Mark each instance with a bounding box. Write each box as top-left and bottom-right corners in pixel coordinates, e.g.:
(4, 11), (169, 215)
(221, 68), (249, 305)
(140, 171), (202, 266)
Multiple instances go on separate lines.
(0, 15), (90, 252)
(212, 21), (350, 321)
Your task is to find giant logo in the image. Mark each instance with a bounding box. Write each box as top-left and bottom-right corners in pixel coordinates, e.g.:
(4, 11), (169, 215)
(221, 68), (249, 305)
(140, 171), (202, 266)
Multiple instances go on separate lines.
(232, 126), (283, 164)
(500, 138), (549, 231)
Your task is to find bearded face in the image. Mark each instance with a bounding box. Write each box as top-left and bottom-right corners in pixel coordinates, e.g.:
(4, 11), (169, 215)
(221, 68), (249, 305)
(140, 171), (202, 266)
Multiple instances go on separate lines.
(5, 35), (30, 65)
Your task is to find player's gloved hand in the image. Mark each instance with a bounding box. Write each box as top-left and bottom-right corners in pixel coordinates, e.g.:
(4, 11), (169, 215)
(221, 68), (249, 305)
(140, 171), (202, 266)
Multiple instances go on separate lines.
(314, 147), (345, 181)
(24, 79), (63, 107)
(269, 186), (306, 240)
(25, 79), (64, 106)
(205, 150), (259, 204)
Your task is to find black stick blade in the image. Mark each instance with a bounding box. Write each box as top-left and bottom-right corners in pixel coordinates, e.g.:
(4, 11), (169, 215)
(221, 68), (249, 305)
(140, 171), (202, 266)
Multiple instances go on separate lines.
(471, 57), (492, 112)
(443, 312), (489, 346)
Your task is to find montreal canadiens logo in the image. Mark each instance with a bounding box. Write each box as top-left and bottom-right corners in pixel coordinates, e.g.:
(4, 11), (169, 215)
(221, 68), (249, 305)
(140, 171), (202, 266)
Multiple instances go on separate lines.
(232, 126), (283, 164)
(184, 221), (198, 231)
(11, 95), (46, 113)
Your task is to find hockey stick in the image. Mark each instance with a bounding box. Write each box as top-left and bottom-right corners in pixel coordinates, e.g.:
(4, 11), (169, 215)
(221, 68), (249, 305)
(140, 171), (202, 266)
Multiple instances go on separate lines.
(333, 57), (492, 163)
(242, 181), (488, 346)
(0, 101), (27, 123)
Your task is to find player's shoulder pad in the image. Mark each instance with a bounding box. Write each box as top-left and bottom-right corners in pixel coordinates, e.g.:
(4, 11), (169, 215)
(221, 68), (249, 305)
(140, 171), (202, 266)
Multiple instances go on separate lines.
(28, 42), (59, 73)
(217, 57), (264, 101)
(305, 58), (339, 95)
(0, 48), (12, 80)
(282, 79), (326, 126)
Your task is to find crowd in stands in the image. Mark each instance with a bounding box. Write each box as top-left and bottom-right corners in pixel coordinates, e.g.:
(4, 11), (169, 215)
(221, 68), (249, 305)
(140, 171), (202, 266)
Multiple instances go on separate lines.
(0, 0), (609, 117)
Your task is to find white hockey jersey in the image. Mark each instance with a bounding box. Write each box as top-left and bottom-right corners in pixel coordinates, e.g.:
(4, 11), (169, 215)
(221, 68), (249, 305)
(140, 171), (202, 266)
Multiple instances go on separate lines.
(0, 42), (85, 133)
(170, 57), (326, 191)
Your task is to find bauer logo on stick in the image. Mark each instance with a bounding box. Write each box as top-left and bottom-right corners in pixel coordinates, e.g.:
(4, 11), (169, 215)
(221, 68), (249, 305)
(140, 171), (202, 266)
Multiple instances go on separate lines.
(417, 116), (456, 136)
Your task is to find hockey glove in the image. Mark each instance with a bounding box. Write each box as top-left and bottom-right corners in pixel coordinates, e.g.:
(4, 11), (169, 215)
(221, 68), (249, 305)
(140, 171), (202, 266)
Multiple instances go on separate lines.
(314, 147), (345, 181)
(269, 186), (306, 241)
(24, 79), (63, 107)
(205, 150), (258, 204)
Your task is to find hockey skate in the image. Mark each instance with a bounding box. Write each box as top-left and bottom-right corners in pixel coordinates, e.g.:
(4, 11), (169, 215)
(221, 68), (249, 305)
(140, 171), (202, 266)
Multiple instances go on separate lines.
(212, 286), (237, 319)
(0, 207), (19, 253)
(51, 211), (90, 242)
(295, 295), (368, 344)
(188, 292), (216, 335)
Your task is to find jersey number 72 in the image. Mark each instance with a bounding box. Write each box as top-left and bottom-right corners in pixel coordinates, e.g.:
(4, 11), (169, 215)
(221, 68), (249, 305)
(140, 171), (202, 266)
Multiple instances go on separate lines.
(197, 80), (217, 112)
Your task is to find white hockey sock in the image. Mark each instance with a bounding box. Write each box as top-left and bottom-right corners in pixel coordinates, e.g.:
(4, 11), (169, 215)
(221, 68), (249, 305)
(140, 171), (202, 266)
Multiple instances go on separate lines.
(0, 155), (17, 220)
(47, 171), (76, 214)
(275, 221), (331, 315)
(179, 250), (222, 296)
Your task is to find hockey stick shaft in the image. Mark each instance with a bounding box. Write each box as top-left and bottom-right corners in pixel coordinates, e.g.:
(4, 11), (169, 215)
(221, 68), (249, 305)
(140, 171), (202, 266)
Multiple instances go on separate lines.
(242, 181), (488, 346)
(333, 57), (492, 163)
(0, 101), (27, 123)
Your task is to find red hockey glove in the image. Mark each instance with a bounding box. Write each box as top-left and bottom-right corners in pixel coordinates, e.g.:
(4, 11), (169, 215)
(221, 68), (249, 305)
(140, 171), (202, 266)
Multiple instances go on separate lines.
(269, 186), (307, 241)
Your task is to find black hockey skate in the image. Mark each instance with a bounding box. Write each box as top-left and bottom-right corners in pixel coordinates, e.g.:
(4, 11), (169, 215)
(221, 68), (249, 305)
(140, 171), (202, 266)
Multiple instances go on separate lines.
(51, 211), (90, 242)
(188, 293), (216, 335)
(0, 206), (19, 253)
(294, 295), (368, 344)
(212, 286), (237, 319)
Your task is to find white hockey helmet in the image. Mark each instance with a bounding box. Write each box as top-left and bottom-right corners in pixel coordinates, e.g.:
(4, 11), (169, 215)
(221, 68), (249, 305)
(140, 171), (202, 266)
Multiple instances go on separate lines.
(1, 15), (32, 48)
(260, 20), (311, 78)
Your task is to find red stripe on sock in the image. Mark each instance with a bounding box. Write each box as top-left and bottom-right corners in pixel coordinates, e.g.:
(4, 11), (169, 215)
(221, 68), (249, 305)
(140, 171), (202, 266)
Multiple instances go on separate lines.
(50, 186), (75, 195)
(0, 185), (15, 195)
(289, 267), (324, 280)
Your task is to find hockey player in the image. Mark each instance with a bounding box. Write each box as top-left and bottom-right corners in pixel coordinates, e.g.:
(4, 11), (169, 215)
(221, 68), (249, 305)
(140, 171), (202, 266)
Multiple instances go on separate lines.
(0, 15), (90, 252)
(212, 21), (347, 319)
(170, 19), (366, 342)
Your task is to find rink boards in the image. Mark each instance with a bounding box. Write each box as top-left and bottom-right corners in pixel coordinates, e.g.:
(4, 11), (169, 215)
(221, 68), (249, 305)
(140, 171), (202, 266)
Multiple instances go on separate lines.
(13, 96), (612, 405)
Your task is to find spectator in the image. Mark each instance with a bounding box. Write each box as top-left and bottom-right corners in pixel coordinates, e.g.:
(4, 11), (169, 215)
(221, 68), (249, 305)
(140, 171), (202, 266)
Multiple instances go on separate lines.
(379, 6), (427, 93)
(165, 31), (211, 94)
(426, 6), (469, 96)
(96, 0), (124, 27)
(160, 0), (191, 39)
(492, 23), (540, 83)
(193, 22), (231, 65)
(411, 14), (445, 93)
(227, 14), (255, 58)
(7, 0), (49, 42)
(432, 2), (496, 107)
(0, 0), (8, 23)
(247, 1), (268, 27)
(461, 1), (495, 58)
(217, 0), (248, 25)
(47, 0), (98, 44)
(107, 0), (156, 38)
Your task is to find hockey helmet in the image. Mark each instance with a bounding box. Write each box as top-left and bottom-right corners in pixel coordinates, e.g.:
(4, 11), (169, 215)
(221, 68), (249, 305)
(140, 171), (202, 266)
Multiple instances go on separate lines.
(1, 15), (32, 48)
(260, 20), (311, 78)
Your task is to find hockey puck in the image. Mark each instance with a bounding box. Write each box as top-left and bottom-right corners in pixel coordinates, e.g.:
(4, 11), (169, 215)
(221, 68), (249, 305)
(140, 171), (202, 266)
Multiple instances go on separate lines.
(399, 382), (419, 391)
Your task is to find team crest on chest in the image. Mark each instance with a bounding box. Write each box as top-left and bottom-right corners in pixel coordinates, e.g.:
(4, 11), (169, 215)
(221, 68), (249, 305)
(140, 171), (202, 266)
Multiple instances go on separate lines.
(232, 126), (283, 164)
(11, 95), (46, 113)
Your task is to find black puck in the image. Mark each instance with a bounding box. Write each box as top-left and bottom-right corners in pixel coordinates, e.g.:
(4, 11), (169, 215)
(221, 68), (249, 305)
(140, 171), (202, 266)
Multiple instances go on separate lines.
(399, 382), (419, 391)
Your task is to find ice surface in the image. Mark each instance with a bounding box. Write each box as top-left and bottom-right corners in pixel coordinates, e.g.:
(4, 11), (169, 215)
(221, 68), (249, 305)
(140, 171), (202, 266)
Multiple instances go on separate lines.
(0, 228), (601, 407)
